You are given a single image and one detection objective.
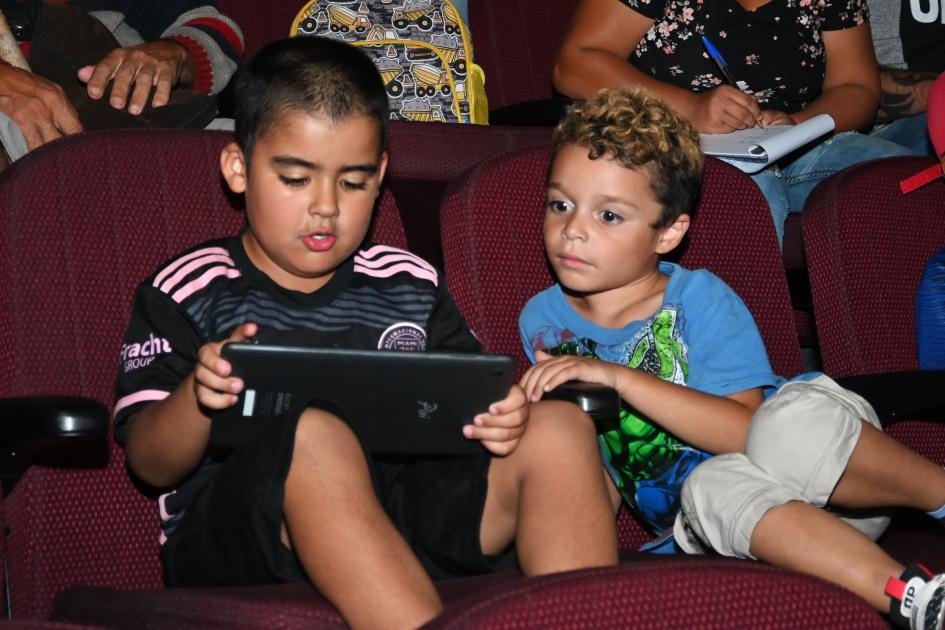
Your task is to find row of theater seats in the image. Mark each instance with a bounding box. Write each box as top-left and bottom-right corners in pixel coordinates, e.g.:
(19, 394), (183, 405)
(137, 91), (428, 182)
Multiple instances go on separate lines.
(0, 126), (941, 628)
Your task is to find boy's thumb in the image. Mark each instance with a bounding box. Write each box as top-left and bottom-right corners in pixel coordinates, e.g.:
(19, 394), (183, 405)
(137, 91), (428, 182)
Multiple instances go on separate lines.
(230, 322), (257, 342)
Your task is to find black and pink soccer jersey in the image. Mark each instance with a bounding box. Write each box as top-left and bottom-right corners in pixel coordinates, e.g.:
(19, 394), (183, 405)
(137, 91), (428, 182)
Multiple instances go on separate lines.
(113, 234), (479, 542)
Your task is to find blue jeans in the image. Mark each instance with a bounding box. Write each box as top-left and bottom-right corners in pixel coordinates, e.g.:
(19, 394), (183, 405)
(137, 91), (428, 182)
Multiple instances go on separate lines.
(870, 113), (934, 156)
(751, 131), (918, 245)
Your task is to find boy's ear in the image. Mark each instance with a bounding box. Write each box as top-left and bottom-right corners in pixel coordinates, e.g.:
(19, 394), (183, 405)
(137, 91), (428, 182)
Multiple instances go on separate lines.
(376, 150), (389, 196)
(220, 142), (248, 194)
(655, 213), (690, 255)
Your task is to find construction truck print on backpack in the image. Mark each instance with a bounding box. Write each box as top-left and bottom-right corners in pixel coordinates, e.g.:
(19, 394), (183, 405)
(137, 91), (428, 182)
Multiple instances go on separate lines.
(292, 0), (487, 124)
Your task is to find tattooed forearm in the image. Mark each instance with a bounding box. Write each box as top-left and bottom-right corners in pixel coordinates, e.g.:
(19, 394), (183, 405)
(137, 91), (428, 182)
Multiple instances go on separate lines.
(876, 69), (938, 121)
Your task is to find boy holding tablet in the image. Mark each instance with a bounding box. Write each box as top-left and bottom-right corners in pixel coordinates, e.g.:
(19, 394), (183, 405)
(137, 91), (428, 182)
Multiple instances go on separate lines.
(113, 36), (617, 629)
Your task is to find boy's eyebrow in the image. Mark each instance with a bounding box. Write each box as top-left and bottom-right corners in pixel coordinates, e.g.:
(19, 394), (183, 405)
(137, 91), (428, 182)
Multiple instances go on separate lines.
(547, 182), (640, 209)
(271, 156), (379, 174)
(598, 193), (640, 209)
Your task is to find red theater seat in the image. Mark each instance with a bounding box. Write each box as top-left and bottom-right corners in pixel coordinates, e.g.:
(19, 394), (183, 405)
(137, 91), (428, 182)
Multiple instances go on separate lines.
(804, 156), (945, 570)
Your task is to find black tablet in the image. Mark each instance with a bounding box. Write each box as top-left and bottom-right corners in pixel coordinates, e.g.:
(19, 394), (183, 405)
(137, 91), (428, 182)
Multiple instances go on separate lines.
(213, 343), (518, 456)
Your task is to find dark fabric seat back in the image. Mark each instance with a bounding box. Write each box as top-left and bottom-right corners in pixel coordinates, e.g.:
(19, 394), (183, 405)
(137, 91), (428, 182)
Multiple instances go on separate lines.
(467, 0), (580, 111)
(804, 156), (945, 377)
(215, 0), (302, 58)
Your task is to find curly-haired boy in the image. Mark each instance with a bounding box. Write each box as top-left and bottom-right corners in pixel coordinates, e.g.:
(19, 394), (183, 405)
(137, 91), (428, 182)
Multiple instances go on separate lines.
(519, 87), (945, 630)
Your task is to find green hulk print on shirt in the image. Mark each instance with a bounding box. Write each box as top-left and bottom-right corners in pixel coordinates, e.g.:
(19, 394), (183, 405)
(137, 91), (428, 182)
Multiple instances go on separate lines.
(550, 308), (709, 533)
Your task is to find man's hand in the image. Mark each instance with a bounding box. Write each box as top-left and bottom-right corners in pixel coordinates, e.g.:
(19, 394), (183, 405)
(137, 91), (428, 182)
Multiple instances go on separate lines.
(193, 322), (257, 410)
(77, 40), (197, 115)
(464, 384), (529, 456)
(0, 64), (83, 150)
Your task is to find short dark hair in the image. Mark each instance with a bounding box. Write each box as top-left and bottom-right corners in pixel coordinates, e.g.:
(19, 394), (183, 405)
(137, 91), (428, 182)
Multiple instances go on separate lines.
(233, 37), (389, 167)
(552, 87), (704, 229)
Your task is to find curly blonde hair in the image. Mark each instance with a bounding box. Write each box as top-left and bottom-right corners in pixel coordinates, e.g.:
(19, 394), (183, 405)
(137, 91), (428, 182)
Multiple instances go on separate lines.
(552, 87), (704, 228)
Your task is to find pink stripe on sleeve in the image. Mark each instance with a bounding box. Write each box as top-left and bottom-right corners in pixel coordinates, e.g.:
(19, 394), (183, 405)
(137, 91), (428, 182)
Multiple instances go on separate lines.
(158, 490), (177, 521)
(113, 390), (170, 418)
(158, 491), (176, 521)
(158, 254), (235, 295)
(359, 245), (437, 277)
(153, 247), (230, 288)
(354, 262), (439, 286)
(355, 252), (428, 270)
(171, 266), (242, 303)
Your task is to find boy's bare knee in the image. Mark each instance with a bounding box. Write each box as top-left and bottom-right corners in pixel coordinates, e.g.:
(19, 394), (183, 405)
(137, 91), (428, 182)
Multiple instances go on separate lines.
(285, 409), (371, 507)
(293, 408), (361, 460)
(521, 400), (598, 454)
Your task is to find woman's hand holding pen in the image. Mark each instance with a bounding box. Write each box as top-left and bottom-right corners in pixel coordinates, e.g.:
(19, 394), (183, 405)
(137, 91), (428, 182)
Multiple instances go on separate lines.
(698, 35), (769, 132)
(758, 109), (795, 127)
(687, 85), (763, 133)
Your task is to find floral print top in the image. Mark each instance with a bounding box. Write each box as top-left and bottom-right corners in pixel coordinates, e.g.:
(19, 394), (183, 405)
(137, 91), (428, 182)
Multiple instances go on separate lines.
(617, 0), (868, 113)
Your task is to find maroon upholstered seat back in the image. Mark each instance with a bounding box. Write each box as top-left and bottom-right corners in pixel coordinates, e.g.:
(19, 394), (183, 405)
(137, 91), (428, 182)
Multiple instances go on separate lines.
(385, 121), (551, 265)
(468, 0), (580, 111)
(0, 129), (405, 619)
(804, 156), (945, 377)
(215, 0), (302, 57)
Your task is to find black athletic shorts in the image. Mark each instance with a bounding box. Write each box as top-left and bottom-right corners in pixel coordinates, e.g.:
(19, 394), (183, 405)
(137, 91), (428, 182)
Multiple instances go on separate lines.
(161, 413), (517, 586)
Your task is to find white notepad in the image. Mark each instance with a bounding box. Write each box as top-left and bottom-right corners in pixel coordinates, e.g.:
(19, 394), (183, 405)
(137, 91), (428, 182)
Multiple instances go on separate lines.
(701, 114), (836, 174)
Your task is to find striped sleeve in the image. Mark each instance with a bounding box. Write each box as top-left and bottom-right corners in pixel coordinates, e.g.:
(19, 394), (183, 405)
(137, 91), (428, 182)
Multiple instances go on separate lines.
(160, 6), (244, 94)
(113, 243), (241, 441)
(151, 245), (241, 304)
(113, 284), (202, 443)
(80, 2), (245, 94)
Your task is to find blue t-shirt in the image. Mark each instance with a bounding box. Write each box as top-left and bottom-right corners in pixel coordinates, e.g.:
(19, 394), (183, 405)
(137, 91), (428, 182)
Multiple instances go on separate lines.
(519, 262), (781, 536)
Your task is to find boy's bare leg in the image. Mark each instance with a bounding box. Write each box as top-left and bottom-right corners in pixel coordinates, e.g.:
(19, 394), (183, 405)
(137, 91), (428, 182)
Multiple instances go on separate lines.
(830, 421), (945, 511)
(480, 400), (618, 574)
(751, 501), (902, 610)
(282, 409), (442, 630)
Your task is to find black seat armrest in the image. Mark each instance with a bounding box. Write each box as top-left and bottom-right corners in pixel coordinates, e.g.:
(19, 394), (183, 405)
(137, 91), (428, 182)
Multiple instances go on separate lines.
(0, 396), (109, 492)
(834, 370), (945, 426)
(544, 381), (621, 431)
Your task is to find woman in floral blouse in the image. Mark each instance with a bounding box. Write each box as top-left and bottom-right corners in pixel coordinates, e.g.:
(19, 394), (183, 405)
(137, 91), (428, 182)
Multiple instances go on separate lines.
(554, 0), (915, 244)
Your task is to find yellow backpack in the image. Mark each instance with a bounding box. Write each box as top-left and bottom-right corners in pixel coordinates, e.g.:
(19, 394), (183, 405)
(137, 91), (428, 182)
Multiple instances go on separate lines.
(291, 1), (488, 124)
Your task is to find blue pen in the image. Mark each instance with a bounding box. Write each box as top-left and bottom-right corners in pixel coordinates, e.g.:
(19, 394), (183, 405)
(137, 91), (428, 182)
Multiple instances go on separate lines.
(701, 36), (740, 88)
(702, 35), (765, 127)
